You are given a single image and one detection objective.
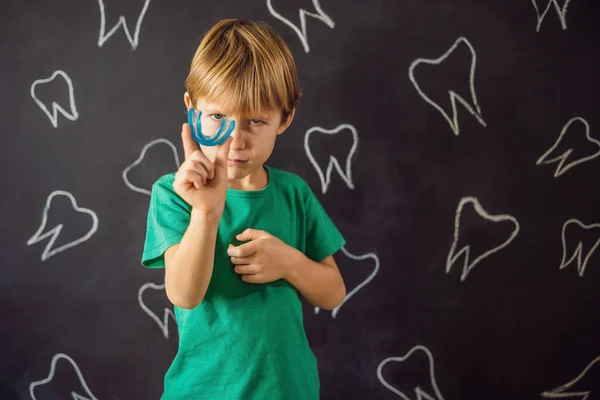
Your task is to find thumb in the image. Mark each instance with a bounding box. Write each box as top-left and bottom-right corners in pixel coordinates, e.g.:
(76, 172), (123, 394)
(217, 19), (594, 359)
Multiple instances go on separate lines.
(236, 229), (266, 242)
(209, 136), (233, 189)
(236, 229), (252, 242)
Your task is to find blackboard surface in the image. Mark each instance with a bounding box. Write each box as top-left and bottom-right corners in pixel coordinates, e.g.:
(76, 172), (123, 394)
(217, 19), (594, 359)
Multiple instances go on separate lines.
(2, 1), (600, 399)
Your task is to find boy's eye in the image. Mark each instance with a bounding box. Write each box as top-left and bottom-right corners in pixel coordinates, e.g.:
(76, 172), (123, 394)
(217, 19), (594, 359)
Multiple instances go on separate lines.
(249, 119), (263, 125)
(209, 114), (224, 121)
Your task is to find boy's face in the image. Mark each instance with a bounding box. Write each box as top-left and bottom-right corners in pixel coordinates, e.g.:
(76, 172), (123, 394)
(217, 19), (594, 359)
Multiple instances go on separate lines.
(185, 94), (294, 183)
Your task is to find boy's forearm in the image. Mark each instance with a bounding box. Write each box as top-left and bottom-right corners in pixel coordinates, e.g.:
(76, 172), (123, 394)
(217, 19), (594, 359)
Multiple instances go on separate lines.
(165, 209), (221, 309)
(285, 254), (346, 310)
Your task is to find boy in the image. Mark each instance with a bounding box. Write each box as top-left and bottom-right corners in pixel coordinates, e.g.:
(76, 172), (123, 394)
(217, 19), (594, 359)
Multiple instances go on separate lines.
(141, 19), (346, 399)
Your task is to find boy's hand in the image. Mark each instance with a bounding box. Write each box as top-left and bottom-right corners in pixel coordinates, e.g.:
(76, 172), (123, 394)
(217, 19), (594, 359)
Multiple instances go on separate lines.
(227, 229), (302, 284)
(173, 123), (232, 215)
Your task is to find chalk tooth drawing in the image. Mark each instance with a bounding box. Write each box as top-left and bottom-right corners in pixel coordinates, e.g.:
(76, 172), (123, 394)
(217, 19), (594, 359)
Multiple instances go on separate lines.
(29, 353), (98, 400)
(97, 0), (151, 50)
(409, 37), (487, 136)
(559, 219), (600, 278)
(27, 190), (99, 262)
(138, 282), (176, 339)
(532, 0), (572, 32)
(122, 138), (181, 195)
(30, 70), (78, 128)
(446, 196), (520, 282)
(377, 345), (445, 400)
(541, 355), (600, 399)
(266, 0), (334, 53)
(314, 246), (379, 319)
(536, 117), (600, 178)
(305, 123), (358, 194)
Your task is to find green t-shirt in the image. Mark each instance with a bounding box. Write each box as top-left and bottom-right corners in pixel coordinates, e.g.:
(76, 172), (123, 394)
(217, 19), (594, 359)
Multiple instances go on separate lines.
(141, 164), (345, 400)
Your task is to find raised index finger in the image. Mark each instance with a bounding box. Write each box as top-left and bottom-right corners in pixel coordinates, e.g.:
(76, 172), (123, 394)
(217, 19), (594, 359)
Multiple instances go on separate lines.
(181, 123), (198, 159)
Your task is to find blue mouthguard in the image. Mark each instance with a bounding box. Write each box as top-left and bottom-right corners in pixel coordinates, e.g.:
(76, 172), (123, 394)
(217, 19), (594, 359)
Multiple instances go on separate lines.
(187, 109), (235, 146)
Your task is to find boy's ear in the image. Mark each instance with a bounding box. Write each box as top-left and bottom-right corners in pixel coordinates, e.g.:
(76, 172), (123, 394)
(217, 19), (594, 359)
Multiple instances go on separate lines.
(277, 108), (296, 135)
(183, 92), (192, 110)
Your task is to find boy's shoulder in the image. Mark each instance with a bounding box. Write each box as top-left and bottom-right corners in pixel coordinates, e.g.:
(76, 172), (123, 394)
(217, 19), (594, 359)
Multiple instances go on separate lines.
(154, 172), (177, 188)
(150, 173), (180, 201)
(267, 165), (313, 195)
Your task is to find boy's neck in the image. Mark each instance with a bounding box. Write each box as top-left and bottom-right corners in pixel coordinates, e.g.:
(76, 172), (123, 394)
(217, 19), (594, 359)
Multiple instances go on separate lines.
(228, 165), (268, 191)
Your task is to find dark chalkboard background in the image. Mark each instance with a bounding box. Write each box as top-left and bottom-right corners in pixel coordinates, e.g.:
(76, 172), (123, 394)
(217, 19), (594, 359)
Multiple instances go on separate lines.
(2, 0), (600, 399)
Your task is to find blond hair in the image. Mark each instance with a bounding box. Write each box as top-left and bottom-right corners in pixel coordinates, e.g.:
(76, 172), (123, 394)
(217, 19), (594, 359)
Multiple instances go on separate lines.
(185, 19), (301, 121)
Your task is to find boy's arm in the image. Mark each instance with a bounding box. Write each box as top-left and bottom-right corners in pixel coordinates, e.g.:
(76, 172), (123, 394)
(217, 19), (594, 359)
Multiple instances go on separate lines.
(164, 209), (221, 309)
(284, 254), (346, 310)
(160, 123), (232, 310)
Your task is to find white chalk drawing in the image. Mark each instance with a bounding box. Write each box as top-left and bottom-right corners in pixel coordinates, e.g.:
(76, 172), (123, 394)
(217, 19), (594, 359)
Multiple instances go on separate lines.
(532, 0), (572, 32)
(29, 353), (98, 400)
(541, 355), (600, 399)
(446, 196), (520, 282)
(122, 138), (181, 195)
(27, 191), (98, 262)
(138, 282), (176, 339)
(314, 246), (379, 319)
(30, 70), (78, 128)
(536, 117), (600, 178)
(266, 0), (334, 53)
(559, 219), (600, 278)
(97, 0), (151, 50)
(305, 123), (358, 194)
(377, 345), (445, 400)
(409, 37), (487, 136)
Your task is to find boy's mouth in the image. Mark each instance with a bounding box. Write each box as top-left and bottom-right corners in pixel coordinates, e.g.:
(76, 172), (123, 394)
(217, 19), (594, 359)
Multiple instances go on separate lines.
(228, 159), (248, 165)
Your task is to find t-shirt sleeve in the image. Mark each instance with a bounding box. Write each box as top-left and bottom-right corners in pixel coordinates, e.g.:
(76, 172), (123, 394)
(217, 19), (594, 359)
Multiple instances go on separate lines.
(302, 181), (346, 262)
(141, 174), (192, 269)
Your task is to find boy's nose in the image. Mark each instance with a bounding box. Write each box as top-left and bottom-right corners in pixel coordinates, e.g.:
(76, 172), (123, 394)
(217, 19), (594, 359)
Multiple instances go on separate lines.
(229, 125), (246, 150)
